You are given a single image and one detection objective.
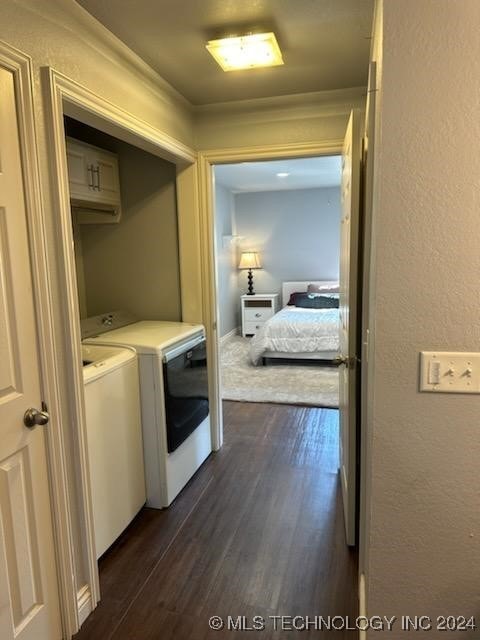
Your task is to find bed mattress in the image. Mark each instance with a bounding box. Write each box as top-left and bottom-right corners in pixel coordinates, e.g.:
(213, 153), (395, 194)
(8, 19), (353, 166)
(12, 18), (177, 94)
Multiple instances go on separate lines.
(249, 306), (340, 365)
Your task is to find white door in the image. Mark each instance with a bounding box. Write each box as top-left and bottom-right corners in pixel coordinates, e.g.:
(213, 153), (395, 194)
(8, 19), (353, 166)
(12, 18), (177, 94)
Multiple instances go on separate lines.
(0, 66), (62, 638)
(339, 110), (361, 546)
(359, 62), (377, 564)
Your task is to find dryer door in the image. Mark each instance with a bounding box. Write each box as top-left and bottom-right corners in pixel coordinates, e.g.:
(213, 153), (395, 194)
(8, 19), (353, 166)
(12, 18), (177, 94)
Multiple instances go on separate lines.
(163, 337), (209, 453)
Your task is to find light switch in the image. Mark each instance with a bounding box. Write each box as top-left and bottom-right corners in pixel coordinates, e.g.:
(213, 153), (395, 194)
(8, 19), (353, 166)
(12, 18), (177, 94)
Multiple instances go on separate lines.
(428, 360), (441, 385)
(420, 352), (480, 393)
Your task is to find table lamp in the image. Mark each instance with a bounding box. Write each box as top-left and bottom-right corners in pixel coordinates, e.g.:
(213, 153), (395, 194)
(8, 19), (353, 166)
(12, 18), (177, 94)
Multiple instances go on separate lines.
(238, 251), (262, 295)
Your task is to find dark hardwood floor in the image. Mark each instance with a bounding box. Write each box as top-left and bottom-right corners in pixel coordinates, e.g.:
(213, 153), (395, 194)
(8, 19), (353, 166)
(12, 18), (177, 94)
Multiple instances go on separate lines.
(74, 402), (357, 640)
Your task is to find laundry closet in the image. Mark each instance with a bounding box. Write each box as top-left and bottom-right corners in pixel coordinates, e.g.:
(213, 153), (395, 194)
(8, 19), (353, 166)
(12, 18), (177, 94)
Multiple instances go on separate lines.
(65, 117), (182, 322)
(64, 118), (211, 560)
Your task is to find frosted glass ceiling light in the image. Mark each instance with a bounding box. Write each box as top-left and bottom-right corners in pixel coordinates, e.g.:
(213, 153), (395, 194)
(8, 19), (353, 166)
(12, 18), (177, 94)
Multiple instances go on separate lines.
(206, 32), (284, 71)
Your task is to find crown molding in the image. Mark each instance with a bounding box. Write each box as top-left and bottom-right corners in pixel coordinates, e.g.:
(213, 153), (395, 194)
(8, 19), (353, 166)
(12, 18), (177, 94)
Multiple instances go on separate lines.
(34, 0), (193, 112)
(194, 86), (367, 116)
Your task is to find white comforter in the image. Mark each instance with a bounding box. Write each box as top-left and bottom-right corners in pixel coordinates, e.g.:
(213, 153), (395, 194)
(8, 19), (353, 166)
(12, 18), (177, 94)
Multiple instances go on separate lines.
(249, 306), (340, 365)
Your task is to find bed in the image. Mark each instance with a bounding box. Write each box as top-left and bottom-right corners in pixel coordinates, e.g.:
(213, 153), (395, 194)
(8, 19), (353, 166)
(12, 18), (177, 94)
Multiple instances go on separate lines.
(249, 281), (340, 365)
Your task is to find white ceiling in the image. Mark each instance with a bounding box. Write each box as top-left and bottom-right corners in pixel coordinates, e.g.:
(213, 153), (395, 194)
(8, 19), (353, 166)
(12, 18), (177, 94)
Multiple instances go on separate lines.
(215, 156), (341, 193)
(75, 0), (374, 105)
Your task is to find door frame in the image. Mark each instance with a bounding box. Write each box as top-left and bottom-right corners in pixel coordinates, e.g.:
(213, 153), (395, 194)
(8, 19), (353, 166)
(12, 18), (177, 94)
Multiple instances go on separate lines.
(197, 140), (343, 449)
(42, 67), (198, 635)
(0, 43), (78, 637)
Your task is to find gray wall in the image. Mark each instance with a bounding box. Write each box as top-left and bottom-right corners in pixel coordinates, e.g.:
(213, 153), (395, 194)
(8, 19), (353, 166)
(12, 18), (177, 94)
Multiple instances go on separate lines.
(214, 183), (239, 337)
(364, 0), (480, 628)
(234, 187), (340, 298)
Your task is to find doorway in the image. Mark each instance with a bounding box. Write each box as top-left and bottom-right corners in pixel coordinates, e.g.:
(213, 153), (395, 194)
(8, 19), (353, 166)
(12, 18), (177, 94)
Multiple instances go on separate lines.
(199, 112), (361, 548)
(213, 155), (342, 408)
(43, 68), (199, 633)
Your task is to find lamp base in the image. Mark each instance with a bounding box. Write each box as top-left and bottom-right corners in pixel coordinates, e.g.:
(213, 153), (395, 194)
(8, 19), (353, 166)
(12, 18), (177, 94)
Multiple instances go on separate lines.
(247, 269), (255, 295)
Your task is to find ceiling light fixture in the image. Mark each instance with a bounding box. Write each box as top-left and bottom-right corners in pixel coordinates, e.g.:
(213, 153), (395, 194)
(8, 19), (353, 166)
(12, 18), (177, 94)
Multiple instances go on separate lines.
(206, 32), (284, 72)
(276, 172), (290, 178)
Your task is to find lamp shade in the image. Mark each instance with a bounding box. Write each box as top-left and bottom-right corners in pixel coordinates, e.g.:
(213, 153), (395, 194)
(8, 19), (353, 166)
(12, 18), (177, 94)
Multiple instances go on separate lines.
(238, 251), (261, 270)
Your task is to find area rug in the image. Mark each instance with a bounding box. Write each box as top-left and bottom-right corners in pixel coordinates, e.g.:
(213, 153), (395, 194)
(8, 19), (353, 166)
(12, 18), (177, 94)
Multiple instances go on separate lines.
(220, 336), (339, 408)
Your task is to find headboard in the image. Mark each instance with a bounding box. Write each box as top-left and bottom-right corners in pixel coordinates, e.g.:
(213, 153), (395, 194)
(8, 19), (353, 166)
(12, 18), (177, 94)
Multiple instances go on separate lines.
(281, 281), (339, 306)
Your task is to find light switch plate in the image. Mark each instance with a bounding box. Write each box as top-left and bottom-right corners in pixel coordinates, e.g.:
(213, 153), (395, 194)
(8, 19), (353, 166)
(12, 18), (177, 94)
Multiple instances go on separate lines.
(420, 351), (480, 393)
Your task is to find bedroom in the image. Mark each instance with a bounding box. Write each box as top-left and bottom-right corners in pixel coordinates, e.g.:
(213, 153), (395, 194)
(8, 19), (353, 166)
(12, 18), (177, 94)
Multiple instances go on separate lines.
(214, 156), (342, 408)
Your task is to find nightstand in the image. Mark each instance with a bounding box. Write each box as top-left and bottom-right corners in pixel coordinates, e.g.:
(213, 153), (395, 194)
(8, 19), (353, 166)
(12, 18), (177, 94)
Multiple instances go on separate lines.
(241, 294), (279, 337)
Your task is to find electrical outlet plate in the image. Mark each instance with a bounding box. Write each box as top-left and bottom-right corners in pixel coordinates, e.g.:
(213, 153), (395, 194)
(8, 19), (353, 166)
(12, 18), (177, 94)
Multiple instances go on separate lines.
(420, 351), (480, 393)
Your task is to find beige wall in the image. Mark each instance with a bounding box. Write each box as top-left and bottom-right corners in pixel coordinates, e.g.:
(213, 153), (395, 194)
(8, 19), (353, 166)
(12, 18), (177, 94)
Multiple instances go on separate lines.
(194, 87), (366, 150)
(0, 1), (193, 145)
(364, 0), (480, 629)
(80, 142), (181, 321)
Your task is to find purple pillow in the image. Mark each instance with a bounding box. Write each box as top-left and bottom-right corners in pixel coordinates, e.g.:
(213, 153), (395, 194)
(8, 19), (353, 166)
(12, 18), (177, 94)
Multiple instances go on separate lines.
(287, 291), (307, 306)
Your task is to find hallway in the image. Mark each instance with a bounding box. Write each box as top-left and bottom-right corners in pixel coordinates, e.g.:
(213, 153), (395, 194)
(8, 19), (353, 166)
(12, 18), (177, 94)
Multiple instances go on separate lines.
(75, 402), (357, 639)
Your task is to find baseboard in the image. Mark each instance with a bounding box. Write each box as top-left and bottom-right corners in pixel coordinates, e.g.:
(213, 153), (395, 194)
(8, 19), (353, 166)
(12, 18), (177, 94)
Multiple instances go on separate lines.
(77, 584), (93, 627)
(219, 327), (239, 344)
(359, 572), (366, 640)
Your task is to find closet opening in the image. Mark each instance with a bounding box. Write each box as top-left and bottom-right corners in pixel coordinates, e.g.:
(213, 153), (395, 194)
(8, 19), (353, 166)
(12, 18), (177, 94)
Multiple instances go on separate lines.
(44, 74), (204, 636)
(61, 114), (195, 608)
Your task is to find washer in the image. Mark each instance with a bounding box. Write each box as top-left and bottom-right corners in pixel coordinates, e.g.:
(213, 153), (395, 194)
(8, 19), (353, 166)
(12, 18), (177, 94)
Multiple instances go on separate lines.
(82, 343), (145, 558)
(82, 312), (211, 508)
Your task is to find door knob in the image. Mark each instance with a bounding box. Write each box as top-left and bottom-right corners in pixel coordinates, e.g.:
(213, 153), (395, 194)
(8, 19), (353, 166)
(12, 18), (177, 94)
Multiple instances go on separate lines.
(24, 404), (50, 429)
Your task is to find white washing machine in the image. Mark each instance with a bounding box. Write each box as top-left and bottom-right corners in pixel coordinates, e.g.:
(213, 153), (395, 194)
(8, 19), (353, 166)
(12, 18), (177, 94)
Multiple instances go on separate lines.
(82, 312), (211, 508)
(82, 343), (146, 558)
